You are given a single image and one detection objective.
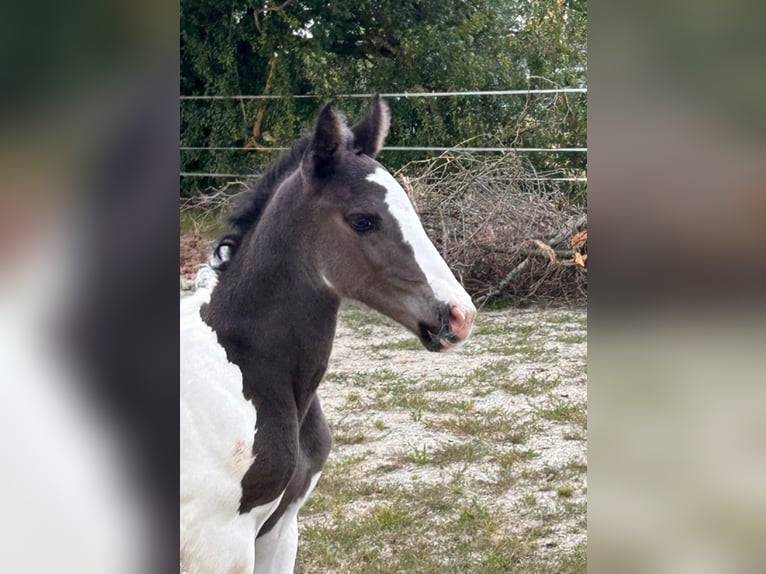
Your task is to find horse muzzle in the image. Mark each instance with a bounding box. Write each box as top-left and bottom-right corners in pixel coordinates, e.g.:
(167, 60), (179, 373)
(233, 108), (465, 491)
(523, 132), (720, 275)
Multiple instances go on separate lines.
(419, 302), (476, 352)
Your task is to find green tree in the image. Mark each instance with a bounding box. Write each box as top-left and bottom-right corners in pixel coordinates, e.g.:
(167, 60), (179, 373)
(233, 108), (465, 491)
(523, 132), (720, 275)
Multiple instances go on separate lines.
(181, 0), (586, 199)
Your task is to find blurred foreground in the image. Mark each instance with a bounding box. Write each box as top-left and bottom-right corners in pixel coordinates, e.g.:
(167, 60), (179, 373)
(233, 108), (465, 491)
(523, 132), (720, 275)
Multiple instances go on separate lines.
(589, 0), (766, 572)
(0, 2), (177, 571)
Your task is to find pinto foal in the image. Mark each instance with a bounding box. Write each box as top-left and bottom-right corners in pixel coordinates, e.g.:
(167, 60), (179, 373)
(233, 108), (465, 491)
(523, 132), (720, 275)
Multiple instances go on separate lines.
(181, 98), (476, 574)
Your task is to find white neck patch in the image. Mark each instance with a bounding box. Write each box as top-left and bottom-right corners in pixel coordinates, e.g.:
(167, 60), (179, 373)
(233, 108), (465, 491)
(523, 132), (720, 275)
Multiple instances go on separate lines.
(365, 167), (472, 308)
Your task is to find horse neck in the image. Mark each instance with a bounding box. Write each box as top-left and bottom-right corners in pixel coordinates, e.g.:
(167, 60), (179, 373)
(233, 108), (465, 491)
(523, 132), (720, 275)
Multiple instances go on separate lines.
(204, 182), (340, 422)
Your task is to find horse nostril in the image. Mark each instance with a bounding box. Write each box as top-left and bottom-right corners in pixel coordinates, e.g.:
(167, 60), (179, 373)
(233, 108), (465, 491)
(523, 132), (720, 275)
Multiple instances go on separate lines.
(449, 306), (467, 338)
(448, 304), (476, 341)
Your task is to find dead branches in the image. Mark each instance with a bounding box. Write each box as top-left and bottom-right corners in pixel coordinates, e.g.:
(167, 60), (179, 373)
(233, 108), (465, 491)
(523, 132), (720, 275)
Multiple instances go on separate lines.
(186, 152), (587, 306)
(396, 152), (587, 305)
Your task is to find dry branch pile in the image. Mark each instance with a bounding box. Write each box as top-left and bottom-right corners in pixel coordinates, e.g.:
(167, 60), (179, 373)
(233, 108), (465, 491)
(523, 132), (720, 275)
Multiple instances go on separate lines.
(180, 153), (587, 305)
(396, 152), (587, 305)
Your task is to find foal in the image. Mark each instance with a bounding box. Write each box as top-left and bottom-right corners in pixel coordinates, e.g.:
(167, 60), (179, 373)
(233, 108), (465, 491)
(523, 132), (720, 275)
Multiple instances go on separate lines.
(180, 97), (476, 574)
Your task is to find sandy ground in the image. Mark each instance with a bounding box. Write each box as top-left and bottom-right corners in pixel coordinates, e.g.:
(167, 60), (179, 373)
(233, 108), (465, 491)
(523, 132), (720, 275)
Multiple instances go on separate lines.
(306, 302), (587, 555)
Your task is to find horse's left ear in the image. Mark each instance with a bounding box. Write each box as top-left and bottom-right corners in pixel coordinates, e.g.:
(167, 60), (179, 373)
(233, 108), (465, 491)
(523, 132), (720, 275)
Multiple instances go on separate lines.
(305, 100), (347, 179)
(351, 95), (390, 158)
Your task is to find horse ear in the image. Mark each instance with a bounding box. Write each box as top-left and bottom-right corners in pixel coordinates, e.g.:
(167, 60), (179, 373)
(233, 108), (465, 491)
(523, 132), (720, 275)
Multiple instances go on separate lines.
(306, 100), (346, 178)
(350, 95), (390, 158)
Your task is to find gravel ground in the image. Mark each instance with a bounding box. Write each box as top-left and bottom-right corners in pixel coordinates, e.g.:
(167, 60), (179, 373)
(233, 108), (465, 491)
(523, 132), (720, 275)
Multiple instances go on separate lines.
(299, 303), (587, 567)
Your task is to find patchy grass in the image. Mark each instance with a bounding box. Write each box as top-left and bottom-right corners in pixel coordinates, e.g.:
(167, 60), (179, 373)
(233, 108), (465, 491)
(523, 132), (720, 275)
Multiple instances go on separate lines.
(432, 440), (491, 465)
(497, 448), (539, 470)
(563, 430), (587, 442)
(402, 444), (435, 465)
(502, 374), (560, 396)
(297, 480), (576, 573)
(294, 306), (586, 573)
(331, 422), (368, 445)
(371, 381), (476, 414)
(488, 340), (550, 360)
(466, 360), (512, 384)
(422, 378), (460, 392)
(326, 367), (401, 389)
(557, 333), (587, 344)
(429, 410), (533, 445)
(538, 399), (587, 428)
(338, 304), (380, 336)
(372, 337), (424, 352)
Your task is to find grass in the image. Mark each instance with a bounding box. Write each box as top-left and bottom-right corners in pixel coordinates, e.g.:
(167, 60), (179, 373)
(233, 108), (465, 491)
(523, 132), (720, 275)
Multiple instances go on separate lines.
(545, 313), (576, 325)
(403, 444), (434, 465)
(338, 304), (378, 336)
(333, 428), (368, 445)
(300, 483), (521, 573)
(470, 318), (552, 361)
(371, 381), (476, 414)
(556, 333), (587, 344)
(432, 440), (491, 465)
(396, 440), (493, 468)
(563, 430), (586, 441)
(293, 305), (587, 573)
(472, 318), (535, 338)
(502, 374), (560, 396)
(520, 492), (538, 508)
(180, 206), (227, 238)
(487, 340), (550, 360)
(299, 465), (586, 570)
(297, 483), (587, 573)
(538, 399), (587, 428)
(325, 367), (400, 389)
(422, 378), (460, 392)
(466, 360), (512, 384)
(563, 460), (587, 474)
(497, 448), (538, 470)
(428, 410), (533, 445)
(372, 337), (424, 352)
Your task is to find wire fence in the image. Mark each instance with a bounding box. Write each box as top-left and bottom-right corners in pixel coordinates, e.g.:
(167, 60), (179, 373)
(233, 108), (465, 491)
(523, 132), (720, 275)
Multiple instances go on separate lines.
(180, 146), (586, 152)
(180, 88), (587, 181)
(180, 88), (586, 100)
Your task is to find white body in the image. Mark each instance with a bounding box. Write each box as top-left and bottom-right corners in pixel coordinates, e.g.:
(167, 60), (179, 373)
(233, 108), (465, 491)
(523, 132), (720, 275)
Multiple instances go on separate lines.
(180, 273), (316, 574)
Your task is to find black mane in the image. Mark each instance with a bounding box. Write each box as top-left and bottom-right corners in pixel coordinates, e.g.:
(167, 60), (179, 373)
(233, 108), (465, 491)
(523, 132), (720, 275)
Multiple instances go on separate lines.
(212, 136), (311, 272)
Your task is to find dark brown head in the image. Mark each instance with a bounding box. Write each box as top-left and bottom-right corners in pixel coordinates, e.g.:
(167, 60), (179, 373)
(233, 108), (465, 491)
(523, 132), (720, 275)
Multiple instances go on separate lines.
(296, 98), (476, 351)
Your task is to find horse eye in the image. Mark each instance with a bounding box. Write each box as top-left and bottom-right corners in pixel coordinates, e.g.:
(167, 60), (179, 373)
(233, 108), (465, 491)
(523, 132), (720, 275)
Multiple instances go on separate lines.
(348, 214), (377, 234)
